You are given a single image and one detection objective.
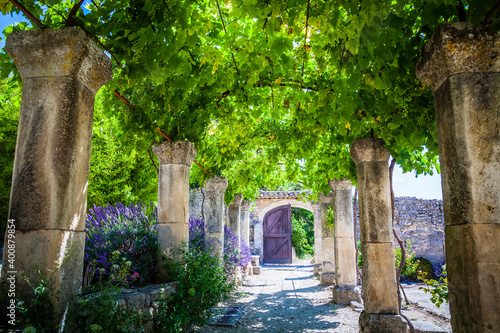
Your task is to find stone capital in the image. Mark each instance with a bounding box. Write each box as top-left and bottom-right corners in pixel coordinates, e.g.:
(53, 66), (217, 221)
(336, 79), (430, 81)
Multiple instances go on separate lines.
(328, 178), (352, 191)
(152, 140), (197, 166)
(416, 22), (500, 92)
(241, 200), (251, 210)
(204, 176), (228, 193)
(231, 193), (243, 206)
(350, 138), (390, 165)
(6, 28), (112, 93)
(318, 193), (333, 204)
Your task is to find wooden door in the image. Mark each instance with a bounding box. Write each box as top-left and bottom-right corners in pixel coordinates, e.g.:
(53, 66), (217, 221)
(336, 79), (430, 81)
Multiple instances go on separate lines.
(263, 205), (292, 264)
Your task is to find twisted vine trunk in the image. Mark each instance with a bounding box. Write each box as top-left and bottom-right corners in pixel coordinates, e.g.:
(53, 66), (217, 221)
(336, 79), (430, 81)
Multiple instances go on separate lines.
(353, 186), (362, 281)
(389, 158), (414, 333)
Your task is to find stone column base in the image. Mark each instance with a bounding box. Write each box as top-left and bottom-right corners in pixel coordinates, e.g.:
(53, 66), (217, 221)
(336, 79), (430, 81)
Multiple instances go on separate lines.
(1, 229), (85, 315)
(319, 272), (335, 286)
(359, 312), (408, 333)
(313, 264), (322, 277)
(332, 286), (362, 305)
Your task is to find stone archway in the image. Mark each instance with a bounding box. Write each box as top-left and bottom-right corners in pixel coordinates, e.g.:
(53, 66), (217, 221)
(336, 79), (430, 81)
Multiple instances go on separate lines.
(250, 191), (314, 258)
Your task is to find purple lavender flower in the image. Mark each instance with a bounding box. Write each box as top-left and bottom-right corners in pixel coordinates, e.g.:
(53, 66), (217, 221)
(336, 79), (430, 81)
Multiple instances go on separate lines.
(84, 202), (158, 287)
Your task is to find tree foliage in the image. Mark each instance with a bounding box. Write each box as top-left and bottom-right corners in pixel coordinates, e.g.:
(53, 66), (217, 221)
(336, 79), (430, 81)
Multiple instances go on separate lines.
(1, 0), (498, 203)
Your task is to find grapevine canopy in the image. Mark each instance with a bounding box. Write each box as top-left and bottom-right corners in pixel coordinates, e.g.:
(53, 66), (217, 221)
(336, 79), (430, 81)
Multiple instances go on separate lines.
(1, 0), (498, 201)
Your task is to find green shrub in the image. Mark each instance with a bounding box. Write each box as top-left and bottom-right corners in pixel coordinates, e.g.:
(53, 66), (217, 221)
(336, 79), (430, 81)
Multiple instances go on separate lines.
(412, 257), (434, 280)
(0, 76), (21, 232)
(394, 240), (420, 277)
(154, 245), (237, 332)
(419, 263), (448, 308)
(291, 208), (314, 258)
(291, 216), (313, 257)
(68, 254), (147, 333)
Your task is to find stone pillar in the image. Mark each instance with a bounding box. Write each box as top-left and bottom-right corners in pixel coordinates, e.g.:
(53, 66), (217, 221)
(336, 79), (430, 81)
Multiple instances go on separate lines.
(152, 140), (196, 279)
(204, 177), (228, 256)
(329, 179), (362, 305)
(0, 28), (112, 316)
(351, 138), (408, 333)
(240, 200), (251, 247)
(254, 222), (263, 256)
(228, 193), (243, 239)
(416, 22), (500, 332)
(319, 194), (335, 286)
(313, 203), (322, 277)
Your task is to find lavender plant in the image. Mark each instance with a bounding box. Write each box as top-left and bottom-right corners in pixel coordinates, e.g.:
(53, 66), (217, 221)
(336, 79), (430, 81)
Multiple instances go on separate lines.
(84, 202), (159, 287)
(187, 217), (252, 269)
(433, 261), (447, 279)
(224, 225), (252, 269)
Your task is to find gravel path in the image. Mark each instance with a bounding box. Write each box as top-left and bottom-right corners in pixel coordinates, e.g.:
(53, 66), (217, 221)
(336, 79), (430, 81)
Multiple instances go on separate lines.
(199, 261), (452, 332)
(200, 263), (359, 332)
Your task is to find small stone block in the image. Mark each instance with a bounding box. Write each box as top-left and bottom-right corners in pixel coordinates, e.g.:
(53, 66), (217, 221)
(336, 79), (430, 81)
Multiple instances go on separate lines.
(359, 313), (409, 333)
(412, 321), (449, 333)
(333, 286), (362, 305)
(251, 255), (260, 266)
(319, 272), (335, 287)
(252, 266), (261, 275)
(350, 301), (364, 312)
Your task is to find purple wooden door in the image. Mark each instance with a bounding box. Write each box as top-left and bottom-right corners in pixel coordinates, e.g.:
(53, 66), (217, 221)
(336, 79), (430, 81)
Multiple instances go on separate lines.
(263, 205), (292, 264)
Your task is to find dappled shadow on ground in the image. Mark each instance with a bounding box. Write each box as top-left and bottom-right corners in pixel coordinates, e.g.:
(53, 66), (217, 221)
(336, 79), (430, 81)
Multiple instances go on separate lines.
(204, 265), (356, 332)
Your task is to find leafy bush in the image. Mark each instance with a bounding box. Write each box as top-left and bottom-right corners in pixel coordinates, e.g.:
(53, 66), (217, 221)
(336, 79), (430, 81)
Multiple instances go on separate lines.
(15, 266), (56, 331)
(394, 240), (420, 277)
(0, 76), (21, 232)
(419, 263), (448, 308)
(155, 243), (237, 332)
(84, 202), (159, 288)
(412, 257), (434, 280)
(291, 208), (314, 258)
(68, 254), (147, 333)
(358, 240), (422, 279)
(291, 217), (313, 257)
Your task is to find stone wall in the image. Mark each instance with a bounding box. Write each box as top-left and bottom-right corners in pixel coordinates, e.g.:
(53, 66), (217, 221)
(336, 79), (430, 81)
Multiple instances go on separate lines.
(189, 191), (446, 264)
(392, 197), (445, 264)
(352, 197), (445, 264)
(189, 188), (205, 219)
(69, 282), (177, 333)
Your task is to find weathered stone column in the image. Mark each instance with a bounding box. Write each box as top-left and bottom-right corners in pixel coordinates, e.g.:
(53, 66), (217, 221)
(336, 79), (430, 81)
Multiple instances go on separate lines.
(240, 200), (251, 247)
(351, 138), (407, 333)
(228, 193), (243, 239)
(0, 28), (112, 316)
(204, 177), (228, 256)
(329, 179), (362, 305)
(319, 194), (335, 286)
(313, 203), (322, 277)
(153, 140), (196, 279)
(416, 22), (500, 332)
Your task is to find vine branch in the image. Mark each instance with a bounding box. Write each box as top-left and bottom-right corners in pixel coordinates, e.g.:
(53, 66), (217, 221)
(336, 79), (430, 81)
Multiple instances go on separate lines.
(162, 0), (171, 11)
(65, 0), (85, 27)
(483, 0), (500, 23)
(8, 0), (46, 29)
(148, 140), (160, 174)
(113, 90), (136, 110)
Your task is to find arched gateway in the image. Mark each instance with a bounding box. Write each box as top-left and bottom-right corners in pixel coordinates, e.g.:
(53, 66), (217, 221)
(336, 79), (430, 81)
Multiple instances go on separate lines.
(250, 191), (315, 259)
